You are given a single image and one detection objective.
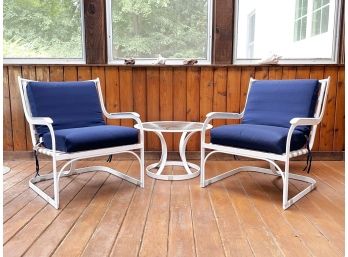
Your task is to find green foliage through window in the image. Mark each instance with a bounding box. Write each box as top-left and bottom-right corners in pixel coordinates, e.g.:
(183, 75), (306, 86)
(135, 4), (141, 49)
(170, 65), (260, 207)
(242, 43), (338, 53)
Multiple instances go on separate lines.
(4, 0), (83, 59)
(110, 0), (210, 60)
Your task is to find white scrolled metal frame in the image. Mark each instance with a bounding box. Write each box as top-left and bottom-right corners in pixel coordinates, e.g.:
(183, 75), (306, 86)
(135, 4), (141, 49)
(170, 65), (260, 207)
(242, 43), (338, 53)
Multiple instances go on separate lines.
(17, 77), (145, 209)
(200, 77), (331, 209)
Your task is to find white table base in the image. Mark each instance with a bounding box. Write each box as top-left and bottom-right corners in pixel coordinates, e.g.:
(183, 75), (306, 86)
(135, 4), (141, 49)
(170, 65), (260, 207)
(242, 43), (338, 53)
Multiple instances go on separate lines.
(146, 131), (200, 180)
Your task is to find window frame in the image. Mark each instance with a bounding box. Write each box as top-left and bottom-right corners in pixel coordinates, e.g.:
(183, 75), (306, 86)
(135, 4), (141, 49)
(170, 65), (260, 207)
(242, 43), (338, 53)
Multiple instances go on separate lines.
(106, 0), (213, 65)
(3, 0), (86, 65)
(233, 0), (343, 65)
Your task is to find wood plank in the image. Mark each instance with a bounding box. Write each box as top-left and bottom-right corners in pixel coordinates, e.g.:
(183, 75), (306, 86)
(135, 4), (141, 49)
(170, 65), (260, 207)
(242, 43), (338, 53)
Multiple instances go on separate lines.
(3, 162), (35, 195)
(199, 67), (214, 122)
(3, 66), (13, 151)
(138, 180), (171, 257)
(239, 67), (255, 112)
(168, 180), (196, 257)
(108, 171), (155, 257)
(105, 67), (120, 126)
(173, 68), (187, 150)
(49, 66), (64, 82)
(189, 175), (226, 257)
(4, 169), (84, 245)
(45, 163), (127, 257)
(212, 67), (227, 127)
(319, 67), (338, 151)
(268, 66), (282, 79)
(295, 66), (311, 79)
(133, 67), (147, 125)
(281, 66), (297, 79)
(288, 182), (345, 253)
(186, 67), (200, 151)
(35, 66), (49, 81)
(3, 162), (38, 192)
(92, 66), (106, 100)
(146, 68), (160, 150)
(78, 66), (92, 81)
(207, 162), (254, 257)
(4, 162), (52, 222)
(159, 67), (174, 151)
(119, 67), (134, 127)
(4, 169), (101, 257)
(333, 66), (345, 150)
(226, 67), (241, 124)
(199, 67), (214, 144)
(8, 66), (26, 151)
(63, 66), (78, 81)
(84, 0), (107, 64)
(237, 171), (313, 257)
(254, 66), (268, 80)
(21, 66), (37, 150)
(251, 167), (342, 257)
(223, 173), (284, 257)
(80, 162), (138, 257)
(309, 66), (325, 151)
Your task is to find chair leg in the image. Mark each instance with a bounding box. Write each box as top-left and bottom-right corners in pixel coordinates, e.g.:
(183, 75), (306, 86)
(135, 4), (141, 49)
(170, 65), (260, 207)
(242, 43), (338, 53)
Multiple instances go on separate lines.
(140, 147), (145, 188)
(282, 159), (290, 209)
(200, 147), (205, 187)
(29, 156), (60, 209)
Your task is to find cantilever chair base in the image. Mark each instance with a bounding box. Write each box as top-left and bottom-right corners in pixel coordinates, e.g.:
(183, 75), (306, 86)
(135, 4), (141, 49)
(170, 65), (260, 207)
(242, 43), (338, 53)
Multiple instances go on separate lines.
(30, 153), (143, 209)
(200, 144), (316, 210)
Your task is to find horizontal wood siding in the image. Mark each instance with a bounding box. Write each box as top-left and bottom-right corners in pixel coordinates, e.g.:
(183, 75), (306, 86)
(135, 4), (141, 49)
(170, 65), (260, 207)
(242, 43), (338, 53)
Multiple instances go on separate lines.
(3, 65), (344, 152)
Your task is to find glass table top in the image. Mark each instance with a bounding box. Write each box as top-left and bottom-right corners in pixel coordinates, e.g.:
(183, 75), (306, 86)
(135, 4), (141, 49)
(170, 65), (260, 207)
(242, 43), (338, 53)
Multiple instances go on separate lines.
(134, 121), (212, 132)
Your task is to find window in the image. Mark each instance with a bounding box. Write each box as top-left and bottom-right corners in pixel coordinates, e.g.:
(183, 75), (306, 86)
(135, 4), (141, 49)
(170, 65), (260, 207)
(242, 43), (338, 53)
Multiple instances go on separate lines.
(311, 0), (330, 36)
(3, 0), (85, 64)
(294, 0), (308, 41)
(247, 11), (256, 58)
(234, 0), (341, 64)
(107, 0), (212, 64)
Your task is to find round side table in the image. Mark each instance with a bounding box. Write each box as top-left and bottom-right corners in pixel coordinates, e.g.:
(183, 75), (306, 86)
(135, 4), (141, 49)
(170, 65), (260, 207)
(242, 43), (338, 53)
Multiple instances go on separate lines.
(135, 121), (212, 181)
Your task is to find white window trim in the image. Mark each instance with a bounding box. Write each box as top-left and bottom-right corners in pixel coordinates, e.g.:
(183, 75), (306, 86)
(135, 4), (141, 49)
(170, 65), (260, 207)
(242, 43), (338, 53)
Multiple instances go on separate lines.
(106, 0), (213, 65)
(233, 0), (342, 64)
(3, 0), (86, 65)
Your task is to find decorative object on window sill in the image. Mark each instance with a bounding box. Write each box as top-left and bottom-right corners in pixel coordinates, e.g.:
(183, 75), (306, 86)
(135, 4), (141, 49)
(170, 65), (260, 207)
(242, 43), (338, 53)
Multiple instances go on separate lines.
(258, 53), (282, 65)
(183, 58), (198, 65)
(124, 58), (135, 65)
(153, 54), (166, 65)
(3, 166), (11, 174)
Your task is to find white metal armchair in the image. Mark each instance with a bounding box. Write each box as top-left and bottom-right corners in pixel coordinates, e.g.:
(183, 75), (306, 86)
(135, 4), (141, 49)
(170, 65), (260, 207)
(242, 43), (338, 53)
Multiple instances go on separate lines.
(201, 78), (330, 209)
(18, 77), (144, 209)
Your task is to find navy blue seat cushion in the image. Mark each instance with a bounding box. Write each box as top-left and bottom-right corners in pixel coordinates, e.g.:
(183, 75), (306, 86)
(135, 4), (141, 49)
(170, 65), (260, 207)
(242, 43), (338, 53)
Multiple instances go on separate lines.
(242, 79), (319, 135)
(210, 124), (307, 154)
(26, 81), (105, 136)
(42, 125), (139, 153)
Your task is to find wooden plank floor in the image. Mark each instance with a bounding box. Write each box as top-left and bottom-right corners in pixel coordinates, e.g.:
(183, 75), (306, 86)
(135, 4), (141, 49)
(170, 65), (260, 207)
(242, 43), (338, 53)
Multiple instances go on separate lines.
(3, 160), (344, 257)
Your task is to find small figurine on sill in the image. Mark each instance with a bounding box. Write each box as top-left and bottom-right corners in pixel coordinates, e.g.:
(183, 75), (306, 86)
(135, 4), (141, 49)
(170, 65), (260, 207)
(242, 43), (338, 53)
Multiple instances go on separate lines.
(153, 54), (166, 65)
(183, 58), (198, 65)
(124, 58), (135, 65)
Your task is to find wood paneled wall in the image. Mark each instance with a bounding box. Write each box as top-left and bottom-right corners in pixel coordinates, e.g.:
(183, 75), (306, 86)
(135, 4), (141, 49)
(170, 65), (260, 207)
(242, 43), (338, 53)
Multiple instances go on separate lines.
(3, 65), (345, 152)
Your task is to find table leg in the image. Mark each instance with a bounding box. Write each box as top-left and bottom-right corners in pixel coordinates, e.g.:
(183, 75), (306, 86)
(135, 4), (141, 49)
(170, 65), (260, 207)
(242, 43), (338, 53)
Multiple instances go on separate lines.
(145, 130), (200, 181)
(179, 131), (196, 174)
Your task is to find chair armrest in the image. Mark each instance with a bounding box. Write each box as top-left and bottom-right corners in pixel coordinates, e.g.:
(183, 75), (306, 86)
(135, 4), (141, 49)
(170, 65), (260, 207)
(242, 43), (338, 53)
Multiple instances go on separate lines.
(105, 112), (140, 120)
(206, 112), (243, 120)
(285, 117), (321, 155)
(29, 117), (53, 126)
(290, 117), (320, 126)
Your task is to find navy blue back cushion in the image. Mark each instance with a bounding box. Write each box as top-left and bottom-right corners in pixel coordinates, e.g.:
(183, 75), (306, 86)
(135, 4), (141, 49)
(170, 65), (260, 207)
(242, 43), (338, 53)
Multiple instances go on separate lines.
(242, 79), (319, 134)
(27, 81), (105, 136)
